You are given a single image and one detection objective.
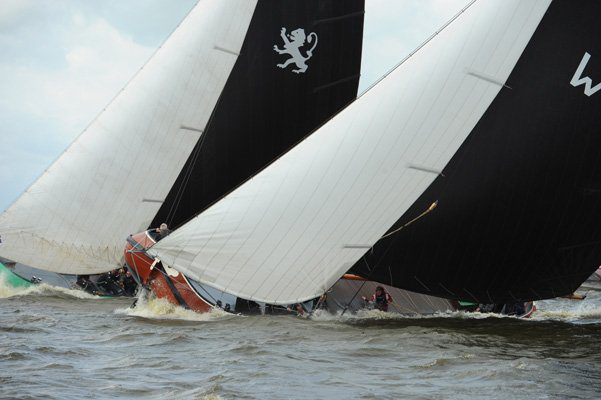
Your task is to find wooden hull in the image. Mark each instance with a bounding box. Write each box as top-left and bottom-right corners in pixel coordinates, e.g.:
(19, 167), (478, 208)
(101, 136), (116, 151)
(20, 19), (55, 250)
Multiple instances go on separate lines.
(124, 236), (536, 318)
(124, 231), (213, 313)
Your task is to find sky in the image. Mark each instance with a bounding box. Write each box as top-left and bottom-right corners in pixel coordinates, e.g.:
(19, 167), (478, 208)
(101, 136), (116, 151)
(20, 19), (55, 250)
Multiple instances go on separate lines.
(0, 0), (468, 212)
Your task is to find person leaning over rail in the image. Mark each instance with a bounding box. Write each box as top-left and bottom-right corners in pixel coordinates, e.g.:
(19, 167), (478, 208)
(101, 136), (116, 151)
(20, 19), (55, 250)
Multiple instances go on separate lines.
(154, 223), (171, 241)
(362, 286), (394, 312)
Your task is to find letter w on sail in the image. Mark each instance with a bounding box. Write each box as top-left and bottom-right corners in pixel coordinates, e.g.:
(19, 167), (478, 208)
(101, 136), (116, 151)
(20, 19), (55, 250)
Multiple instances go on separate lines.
(571, 52), (601, 97)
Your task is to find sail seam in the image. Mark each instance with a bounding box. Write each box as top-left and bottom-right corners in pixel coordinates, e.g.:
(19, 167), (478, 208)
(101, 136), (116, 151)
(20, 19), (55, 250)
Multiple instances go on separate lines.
(465, 69), (512, 89)
(313, 74), (361, 93)
(180, 125), (204, 134)
(313, 11), (364, 25)
(407, 164), (445, 176)
(213, 46), (240, 56)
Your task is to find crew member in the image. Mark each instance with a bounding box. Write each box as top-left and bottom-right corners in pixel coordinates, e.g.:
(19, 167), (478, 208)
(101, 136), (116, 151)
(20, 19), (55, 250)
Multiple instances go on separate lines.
(362, 286), (393, 312)
(155, 223), (171, 240)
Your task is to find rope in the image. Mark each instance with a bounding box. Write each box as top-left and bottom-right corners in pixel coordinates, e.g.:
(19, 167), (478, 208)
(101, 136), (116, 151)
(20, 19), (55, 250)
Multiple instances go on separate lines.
(379, 201), (437, 240)
(164, 89), (226, 227)
(165, 137), (204, 226)
(340, 280), (369, 316)
(340, 201), (439, 316)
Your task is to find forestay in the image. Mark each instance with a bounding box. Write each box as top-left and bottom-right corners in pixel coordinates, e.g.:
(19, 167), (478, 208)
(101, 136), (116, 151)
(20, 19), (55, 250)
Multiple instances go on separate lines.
(0, 0), (258, 274)
(151, 0), (551, 304)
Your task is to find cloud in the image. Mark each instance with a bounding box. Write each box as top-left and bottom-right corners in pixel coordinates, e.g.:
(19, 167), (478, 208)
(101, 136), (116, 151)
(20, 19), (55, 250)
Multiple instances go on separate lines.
(0, 0), (36, 31)
(1, 14), (154, 135)
(0, 7), (156, 211)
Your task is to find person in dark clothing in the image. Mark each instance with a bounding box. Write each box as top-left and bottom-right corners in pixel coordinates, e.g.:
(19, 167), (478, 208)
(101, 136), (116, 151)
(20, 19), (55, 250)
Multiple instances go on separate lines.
(96, 269), (124, 296)
(503, 302), (526, 316)
(362, 286), (394, 312)
(119, 269), (138, 296)
(76, 275), (96, 294)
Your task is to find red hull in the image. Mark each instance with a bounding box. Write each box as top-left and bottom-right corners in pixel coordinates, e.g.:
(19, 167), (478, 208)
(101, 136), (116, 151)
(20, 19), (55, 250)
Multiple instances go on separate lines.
(124, 231), (213, 313)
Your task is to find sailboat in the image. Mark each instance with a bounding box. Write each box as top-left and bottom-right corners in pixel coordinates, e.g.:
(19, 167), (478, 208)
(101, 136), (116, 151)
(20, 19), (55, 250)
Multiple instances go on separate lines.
(0, 1), (366, 297)
(126, 0), (601, 315)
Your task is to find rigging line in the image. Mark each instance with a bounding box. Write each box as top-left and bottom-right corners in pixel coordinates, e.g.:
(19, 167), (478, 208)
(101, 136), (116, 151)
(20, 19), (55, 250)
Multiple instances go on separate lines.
(162, 86), (227, 229)
(307, 290), (330, 317)
(164, 137), (204, 226)
(340, 200), (440, 316)
(379, 201), (438, 240)
(164, 135), (203, 224)
(357, 0), (477, 97)
(340, 258), (372, 317)
(124, 252), (144, 288)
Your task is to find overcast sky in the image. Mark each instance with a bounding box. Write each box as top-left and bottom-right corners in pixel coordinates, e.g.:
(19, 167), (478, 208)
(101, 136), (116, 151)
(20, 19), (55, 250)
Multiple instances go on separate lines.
(0, 0), (468, 212)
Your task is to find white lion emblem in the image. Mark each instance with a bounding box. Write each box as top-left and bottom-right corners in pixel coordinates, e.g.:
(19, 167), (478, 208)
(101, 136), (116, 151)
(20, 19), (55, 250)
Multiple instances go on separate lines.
(273, 27), (318, 74)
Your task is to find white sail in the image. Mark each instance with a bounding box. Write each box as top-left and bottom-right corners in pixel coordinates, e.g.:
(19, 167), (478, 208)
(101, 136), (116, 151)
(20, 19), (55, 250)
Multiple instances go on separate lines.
(0, 0), (258, 274)
(151, 0), (551, 304)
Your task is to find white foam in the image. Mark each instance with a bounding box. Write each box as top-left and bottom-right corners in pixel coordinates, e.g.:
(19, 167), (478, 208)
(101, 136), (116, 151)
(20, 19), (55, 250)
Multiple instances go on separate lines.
(309, 304), (550, 323)
(114, 292), (238, 322)
(531, 296), (601, 323)
(310, 307), (479, 322)
(0, 273), (97, 299)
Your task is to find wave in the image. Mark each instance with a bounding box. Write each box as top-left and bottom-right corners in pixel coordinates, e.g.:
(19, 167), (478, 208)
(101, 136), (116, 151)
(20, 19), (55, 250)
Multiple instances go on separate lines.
(309, 307), (488, 322)
(531, 296), (601, 323)
(114, 292), (237, 322)
(311, 300), (601, 324)
(0, 274), (97, 300)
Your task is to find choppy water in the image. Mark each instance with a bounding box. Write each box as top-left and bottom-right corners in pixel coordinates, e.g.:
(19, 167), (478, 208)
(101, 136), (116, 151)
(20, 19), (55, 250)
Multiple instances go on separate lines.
(1, 277), (600, 400)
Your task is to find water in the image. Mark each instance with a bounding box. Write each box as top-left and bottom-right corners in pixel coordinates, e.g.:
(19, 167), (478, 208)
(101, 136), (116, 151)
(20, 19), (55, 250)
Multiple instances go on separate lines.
(1, 277), (600, 400)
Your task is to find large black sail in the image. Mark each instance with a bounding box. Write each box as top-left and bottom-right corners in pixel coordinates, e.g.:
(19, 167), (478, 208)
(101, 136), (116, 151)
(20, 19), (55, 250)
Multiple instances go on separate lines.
(351, 0), (601, 303)
(152, 0), (364, 228)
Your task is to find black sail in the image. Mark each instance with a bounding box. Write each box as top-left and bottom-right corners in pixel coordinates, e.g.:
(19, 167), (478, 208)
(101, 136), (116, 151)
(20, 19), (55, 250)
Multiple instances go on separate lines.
(350, 0), (601, 303)
(151, 0), (364, 229)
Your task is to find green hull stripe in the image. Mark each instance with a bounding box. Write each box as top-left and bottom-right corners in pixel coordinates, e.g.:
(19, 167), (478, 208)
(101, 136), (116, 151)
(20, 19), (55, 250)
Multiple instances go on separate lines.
(0, 262), (33, 288)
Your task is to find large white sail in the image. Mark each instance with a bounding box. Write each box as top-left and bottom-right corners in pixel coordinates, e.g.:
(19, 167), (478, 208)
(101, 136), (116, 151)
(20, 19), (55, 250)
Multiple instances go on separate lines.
(0, 0), (258, 274)
(151, 0), (552, 304)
